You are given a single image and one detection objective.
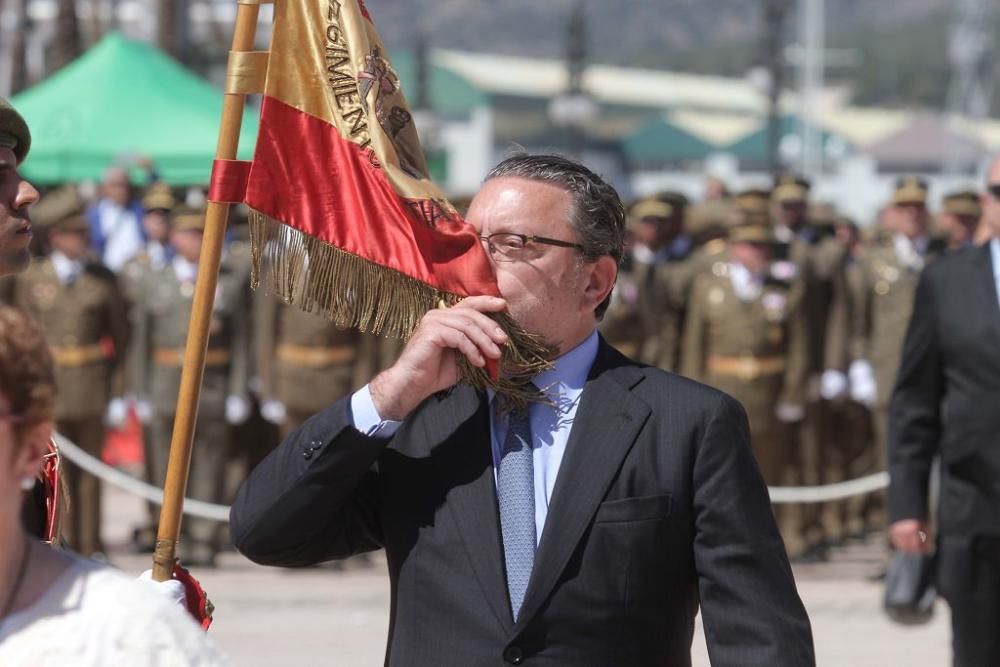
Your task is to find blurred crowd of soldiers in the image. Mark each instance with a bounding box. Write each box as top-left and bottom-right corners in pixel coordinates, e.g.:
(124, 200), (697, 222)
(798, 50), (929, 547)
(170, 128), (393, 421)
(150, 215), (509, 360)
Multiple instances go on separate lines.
(600, 173), (990, 560)
(1, 162), (991, 566)
(0, 166), (398, 566)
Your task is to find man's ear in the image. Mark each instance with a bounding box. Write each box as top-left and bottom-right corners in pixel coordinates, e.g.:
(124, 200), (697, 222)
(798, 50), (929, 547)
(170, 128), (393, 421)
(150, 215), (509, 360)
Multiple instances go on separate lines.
(583, 256), (617, 314)
(13, 421), (53, 483)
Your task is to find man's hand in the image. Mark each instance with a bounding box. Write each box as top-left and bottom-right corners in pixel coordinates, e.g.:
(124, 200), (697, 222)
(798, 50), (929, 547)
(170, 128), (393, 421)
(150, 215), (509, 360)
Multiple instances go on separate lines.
(370, 296), (508, 421)
(889, 519), (931, 554)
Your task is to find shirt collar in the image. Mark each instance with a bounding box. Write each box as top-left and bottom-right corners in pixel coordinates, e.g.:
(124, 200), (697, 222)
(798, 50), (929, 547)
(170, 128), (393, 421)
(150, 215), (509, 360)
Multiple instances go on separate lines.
(533, 329), (600, 398)
(172, 255), (198, 282)
(50, 251), (82, 284)
(990, 237), (1000, 277)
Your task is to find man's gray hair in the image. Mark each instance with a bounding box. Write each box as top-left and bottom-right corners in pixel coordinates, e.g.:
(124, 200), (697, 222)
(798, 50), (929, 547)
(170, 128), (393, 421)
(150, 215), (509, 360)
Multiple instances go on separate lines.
(484, 153), (625, 318)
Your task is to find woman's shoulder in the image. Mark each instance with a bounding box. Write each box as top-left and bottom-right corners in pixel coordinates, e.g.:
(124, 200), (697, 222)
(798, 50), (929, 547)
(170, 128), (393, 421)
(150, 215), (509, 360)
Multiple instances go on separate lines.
(2, 552), (228, 666)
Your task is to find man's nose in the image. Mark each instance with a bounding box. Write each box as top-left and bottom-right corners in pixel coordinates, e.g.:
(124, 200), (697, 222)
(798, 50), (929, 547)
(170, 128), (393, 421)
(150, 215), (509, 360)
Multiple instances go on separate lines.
(14, 178), (39, 210)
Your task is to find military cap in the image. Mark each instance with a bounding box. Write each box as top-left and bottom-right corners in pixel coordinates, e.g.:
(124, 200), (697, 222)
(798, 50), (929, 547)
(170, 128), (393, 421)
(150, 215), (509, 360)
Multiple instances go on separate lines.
(893, 176), (928, 206)
(170, 206), (206, 232)
(734, 188), (772, 215)
(728, 219), (777, 244)
(30, 186), (86, 228)
(630, 198), (673, 220)
(941, 189), (981, 218)
(0, 97), (31, 164)
(142, 182), (177, 212)
(50, 214), (90, 233)
(772, 174), (811, 204)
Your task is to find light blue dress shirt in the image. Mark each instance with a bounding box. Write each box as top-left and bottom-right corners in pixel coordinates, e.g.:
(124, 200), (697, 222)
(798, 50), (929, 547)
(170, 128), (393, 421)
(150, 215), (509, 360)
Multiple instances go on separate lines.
(350, 329), (600, 546)
(991, 238), (1000, 309)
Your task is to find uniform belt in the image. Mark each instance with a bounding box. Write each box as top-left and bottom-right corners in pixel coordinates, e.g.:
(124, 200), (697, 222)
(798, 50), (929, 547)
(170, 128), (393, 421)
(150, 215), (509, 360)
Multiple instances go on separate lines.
(276, 343), (355, 367)
(154, 347), (231, 367)
(50, 344), (105, 367)
(707, 355), (785, 381)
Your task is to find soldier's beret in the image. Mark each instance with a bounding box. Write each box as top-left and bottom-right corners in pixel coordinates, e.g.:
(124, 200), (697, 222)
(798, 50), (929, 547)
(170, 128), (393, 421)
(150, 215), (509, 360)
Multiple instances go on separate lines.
(893, 176), (928, 206)
(941, 189), (981, 218)
(0, 97), (30, 164)
(772, 174), (811, 204)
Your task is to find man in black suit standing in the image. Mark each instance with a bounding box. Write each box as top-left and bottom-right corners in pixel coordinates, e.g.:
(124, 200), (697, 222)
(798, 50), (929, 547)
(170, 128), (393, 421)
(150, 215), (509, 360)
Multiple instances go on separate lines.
(231, 154), (814, 666)
(888, 159), (1000, 666)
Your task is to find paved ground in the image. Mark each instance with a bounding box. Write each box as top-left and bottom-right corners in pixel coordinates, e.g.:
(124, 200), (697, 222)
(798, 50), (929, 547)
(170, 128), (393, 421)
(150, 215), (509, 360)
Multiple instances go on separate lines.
(103, 486), (951, 666)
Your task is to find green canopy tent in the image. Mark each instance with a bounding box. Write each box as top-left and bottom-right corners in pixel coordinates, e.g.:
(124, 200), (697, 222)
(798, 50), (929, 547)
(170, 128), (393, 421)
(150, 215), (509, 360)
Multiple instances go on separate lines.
(622, 116), (716, 168)
(11, 32), (258, 185)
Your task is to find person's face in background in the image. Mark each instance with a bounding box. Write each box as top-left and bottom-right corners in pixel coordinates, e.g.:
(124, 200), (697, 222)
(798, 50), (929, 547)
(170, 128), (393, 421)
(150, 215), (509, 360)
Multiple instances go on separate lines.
(0, 147), (39, 276)
(101, 168), (131, 207)
(49, 230), (90, 261)
(939, 212), (979, 248)
(983, 158), (1000, 238)
(171, 228), (204, 263)
(776, 200), (808, 232)
(729, 240), (772, 275)
(143, 210), (171, 244)
(703, 177), (727, 202)
(892, 202), (928, 240)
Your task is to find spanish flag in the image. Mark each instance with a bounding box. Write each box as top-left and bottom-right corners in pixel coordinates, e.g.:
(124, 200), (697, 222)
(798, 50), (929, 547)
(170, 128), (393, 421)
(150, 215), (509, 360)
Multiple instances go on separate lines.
(210, 0), (552, 394)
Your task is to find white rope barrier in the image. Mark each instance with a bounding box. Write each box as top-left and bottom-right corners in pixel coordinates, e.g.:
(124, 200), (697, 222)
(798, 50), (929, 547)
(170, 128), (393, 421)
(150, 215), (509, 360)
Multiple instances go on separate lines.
(54, 432), (891, 522)
(53, 433), (232, 523)
(767, 473), (889, 504)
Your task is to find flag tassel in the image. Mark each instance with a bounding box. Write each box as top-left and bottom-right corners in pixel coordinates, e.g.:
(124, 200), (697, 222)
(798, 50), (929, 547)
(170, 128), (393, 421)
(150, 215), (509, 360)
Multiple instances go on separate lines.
(249, 212), (555, 406)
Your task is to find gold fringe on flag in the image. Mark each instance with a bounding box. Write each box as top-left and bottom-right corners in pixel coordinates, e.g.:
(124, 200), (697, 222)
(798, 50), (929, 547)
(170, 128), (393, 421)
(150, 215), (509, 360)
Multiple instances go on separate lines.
(249, 212), (555, 407)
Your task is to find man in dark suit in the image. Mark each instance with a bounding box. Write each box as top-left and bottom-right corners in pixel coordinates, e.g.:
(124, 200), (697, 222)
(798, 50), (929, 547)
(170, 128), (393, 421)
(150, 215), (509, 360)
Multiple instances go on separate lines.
(231, 154), (814, 666)
(888, 161), (1000, 666)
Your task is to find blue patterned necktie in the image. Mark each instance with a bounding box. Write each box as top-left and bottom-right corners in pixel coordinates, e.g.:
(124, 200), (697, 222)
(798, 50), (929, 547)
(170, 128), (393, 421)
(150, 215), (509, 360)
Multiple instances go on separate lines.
(497, 405), (535, 622)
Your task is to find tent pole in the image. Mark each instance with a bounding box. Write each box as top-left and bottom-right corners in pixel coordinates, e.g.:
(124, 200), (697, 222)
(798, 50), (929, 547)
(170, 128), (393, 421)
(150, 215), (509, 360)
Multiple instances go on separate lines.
(152, 0), (261, 582)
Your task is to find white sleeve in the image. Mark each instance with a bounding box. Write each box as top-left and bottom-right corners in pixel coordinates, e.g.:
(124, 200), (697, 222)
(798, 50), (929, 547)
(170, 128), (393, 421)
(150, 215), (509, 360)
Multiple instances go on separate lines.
(349, 384), (403, 438)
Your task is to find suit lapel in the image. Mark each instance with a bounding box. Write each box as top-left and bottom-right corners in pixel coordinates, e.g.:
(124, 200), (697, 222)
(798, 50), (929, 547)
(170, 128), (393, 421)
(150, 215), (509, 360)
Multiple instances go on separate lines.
(515, 340), (651, 629)
(427, 385), (514, 634)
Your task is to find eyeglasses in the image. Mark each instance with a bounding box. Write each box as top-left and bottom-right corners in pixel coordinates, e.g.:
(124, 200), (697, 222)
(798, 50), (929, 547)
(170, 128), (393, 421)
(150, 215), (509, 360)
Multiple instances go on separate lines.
(987, 184), (1000, 200)
(479, 232), (583, 262)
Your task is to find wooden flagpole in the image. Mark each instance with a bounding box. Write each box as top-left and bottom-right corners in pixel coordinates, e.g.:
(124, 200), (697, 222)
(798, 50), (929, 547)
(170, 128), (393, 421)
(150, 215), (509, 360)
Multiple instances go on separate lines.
(152, 0), (263, 582)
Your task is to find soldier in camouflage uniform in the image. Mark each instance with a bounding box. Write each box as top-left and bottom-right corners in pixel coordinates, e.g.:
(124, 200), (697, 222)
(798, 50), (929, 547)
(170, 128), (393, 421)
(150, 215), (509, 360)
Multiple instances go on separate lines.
(681, 204), (810, 556)
(847, 176), (946, 530)
(129, 207), (250, 565)
(14, 210), (129, 556)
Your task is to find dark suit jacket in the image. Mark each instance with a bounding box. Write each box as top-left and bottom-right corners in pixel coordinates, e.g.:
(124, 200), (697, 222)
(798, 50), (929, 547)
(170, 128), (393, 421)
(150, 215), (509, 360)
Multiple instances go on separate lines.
(889, 244), (1000, 538)
(231, 338), (814, 666)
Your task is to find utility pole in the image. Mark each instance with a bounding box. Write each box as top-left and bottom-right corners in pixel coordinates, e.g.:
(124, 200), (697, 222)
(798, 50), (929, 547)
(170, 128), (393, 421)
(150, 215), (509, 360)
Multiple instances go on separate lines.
(797, 0), (823, 178)
(944, 0), (994, 175)
(565, 1), (586, 156)
(48, 0), (83, 74)
(762, 0), (789, 177)
(8, 0), (29, 94)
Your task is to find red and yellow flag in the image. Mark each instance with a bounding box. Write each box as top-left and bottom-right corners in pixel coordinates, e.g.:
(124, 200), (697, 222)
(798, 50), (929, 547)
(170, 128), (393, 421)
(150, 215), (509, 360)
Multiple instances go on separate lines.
(210, 0), (552, 393)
